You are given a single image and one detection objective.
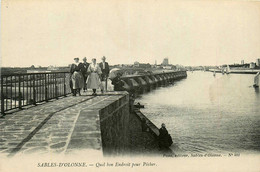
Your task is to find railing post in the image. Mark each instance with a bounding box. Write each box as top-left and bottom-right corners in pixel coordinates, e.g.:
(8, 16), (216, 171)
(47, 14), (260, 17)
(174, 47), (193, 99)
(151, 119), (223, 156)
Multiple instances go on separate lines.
(45, 74), (48, 102)
(33, 74), (37, 106)
(1, 75), (5, 116)
(1, 72), (71, 114)
(64, 73), (67, 97)
(18, 75), (22, 110)
(55, 73), (58, 99)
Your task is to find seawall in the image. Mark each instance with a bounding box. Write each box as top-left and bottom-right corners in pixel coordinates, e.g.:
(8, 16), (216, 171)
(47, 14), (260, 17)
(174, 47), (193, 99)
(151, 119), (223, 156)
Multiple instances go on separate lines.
(119, 70), (187, 94)
(0, 71), (187, 157)
(99, 93), (130, 155)
(75, 71), (187, 155)
(78, 71), (188, 155)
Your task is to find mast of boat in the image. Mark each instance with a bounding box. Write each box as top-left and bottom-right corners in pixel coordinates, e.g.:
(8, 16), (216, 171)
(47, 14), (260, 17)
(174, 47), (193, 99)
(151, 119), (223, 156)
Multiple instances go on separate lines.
(221, 67), (224, 75)
(226, 65), (230, 74)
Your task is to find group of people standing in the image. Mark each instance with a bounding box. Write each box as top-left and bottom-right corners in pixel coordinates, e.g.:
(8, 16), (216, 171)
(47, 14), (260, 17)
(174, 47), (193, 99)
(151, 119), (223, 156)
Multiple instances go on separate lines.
(70, 56), (109, 96)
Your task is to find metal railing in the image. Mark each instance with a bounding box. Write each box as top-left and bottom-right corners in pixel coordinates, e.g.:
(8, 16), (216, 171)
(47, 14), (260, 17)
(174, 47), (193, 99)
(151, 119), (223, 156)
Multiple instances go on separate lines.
(1, 72), (71, 115)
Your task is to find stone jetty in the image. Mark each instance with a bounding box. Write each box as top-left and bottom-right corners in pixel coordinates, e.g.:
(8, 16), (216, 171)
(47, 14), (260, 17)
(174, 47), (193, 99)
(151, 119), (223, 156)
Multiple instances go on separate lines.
(0, 70), (187, 157)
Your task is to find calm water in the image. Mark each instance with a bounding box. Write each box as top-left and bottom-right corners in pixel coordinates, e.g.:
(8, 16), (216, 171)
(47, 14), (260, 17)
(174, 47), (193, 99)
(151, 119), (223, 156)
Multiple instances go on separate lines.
(136, 71), (260, 154)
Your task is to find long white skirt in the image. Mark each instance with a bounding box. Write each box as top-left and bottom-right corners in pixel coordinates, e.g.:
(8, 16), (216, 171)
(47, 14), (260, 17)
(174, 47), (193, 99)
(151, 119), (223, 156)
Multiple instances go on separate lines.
(86, 73), (101, 89)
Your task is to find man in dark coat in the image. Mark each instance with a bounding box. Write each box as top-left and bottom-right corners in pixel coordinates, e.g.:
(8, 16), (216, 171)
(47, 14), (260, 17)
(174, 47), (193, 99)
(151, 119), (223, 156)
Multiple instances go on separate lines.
(158, 123), (172, 150)
(79, 57), (90, 92)
(99, 56), (110, 92)
(111, 73), (124, 91)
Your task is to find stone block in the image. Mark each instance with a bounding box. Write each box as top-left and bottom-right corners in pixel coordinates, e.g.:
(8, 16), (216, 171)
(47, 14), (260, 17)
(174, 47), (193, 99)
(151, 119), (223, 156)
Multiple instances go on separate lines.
(73, 125), (98, 132)
(50, 142), (66, 149)
(71, 132), (101, 139)
(67, 138), (101, 150)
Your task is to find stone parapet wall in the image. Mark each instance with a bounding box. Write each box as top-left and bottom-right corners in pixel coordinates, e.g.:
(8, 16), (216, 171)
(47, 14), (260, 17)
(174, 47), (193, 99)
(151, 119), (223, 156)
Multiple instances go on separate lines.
(119, 71), (187, 93)
(128, 109), (160, 155)
(99, 92), (130, 155)
(130, 109), (173, 155)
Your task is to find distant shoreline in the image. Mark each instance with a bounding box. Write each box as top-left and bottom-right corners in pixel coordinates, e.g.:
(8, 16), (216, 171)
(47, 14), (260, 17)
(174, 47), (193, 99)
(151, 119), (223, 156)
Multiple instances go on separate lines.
(208, 69), (260, 74)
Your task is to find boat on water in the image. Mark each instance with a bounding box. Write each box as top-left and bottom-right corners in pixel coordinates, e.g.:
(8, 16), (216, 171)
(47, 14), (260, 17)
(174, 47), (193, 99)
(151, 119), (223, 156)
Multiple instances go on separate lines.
(253, 72), (260, 88)
(225, 65), (231, 74)
(221, 68), (225, 75)
(134, 102), (145, 109)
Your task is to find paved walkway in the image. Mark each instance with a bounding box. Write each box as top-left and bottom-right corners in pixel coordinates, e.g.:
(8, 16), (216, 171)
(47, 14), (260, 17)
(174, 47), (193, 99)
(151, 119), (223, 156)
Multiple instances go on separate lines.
(0, 91), (127, 157)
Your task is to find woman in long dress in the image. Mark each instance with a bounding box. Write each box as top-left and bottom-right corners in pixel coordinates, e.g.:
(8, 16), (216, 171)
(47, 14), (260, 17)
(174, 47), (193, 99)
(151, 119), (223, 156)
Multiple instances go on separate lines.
(86, 58), (102, 96)
(70, 57), (84, 96)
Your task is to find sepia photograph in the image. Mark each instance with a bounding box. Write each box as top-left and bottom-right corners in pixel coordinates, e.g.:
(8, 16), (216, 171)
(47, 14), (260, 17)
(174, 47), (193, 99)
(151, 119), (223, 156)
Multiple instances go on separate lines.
(0, 0), (260, 171)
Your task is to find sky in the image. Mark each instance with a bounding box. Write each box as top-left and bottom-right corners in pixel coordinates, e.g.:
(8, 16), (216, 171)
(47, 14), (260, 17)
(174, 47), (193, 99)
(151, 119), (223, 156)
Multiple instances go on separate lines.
(1, 0), (260, 67)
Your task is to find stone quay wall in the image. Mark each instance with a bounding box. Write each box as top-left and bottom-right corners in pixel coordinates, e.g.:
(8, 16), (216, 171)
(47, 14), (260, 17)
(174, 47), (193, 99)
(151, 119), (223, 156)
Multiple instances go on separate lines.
(100, 71), (187, 155)
(98, 94), (171, 156)
(120, 71), (187, 94)
(99, 93), (130, 155)
(0, 71), (187, 157)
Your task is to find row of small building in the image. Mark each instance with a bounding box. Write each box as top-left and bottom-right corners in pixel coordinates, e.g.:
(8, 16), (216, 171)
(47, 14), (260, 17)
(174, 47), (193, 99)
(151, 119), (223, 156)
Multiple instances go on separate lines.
(234, 58), (260, 69)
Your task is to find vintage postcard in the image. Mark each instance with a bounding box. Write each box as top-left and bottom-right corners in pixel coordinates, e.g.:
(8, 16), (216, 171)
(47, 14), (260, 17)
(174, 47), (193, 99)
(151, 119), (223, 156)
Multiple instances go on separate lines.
(0, 0), (260, 171)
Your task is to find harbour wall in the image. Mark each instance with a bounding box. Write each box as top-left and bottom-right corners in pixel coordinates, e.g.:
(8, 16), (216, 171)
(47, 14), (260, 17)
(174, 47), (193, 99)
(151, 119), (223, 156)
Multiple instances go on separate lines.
(98, 92), (172, 155)
(99, 71), (187, 155)
(97, 92), (162, 155)
(119, 71), (187, 94)
(99, 93), (130, 155)
(0, 71), (187, 156)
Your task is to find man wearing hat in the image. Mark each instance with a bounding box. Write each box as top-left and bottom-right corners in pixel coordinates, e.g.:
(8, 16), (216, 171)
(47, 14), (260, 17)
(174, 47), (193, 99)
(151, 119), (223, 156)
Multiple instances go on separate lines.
(99, 56), (110, 92)
(79, 57), (90, 92)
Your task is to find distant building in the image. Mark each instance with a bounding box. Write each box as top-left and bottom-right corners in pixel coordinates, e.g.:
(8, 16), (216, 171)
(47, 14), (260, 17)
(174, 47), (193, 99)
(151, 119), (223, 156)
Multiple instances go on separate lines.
(162, 58), (169, 66)
(155, 65), (163, 69)
(27, 69), (51, 73)
(139, 63), (151, 68)
(229, 64), (250, 68)
(47, 65), (59, 71)
(134, 61), (140, 67)
(133, 61), (151, 68)
(250, 62), (256, 69)
(256, 58), (260, 67)
(162, 66), (172, 69)
(175, 64), (185, 71)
